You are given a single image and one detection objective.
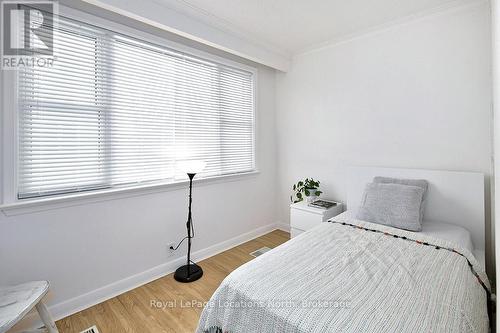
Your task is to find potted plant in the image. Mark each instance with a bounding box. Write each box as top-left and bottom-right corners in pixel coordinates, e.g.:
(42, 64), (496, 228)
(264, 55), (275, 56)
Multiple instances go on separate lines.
(291, 178), (322, 203)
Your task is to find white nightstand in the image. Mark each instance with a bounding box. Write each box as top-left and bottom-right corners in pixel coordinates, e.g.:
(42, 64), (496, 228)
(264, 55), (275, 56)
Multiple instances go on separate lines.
(290, 200), (343, 238)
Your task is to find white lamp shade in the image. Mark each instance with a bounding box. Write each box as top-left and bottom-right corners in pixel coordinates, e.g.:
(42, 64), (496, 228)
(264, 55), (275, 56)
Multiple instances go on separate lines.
(176, 160), (207, 174)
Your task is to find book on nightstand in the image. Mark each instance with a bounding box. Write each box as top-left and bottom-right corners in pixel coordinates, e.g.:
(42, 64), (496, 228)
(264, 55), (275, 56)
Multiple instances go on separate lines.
(308, 200), (337, 209)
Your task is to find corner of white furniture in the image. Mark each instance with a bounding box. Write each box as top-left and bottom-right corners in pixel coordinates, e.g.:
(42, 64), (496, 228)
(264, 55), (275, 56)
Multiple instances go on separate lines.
(290, 200), (343, 238)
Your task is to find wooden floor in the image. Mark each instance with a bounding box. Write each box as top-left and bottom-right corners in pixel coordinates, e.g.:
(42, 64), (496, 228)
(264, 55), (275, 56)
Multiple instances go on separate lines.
(56, 229), (290, 333)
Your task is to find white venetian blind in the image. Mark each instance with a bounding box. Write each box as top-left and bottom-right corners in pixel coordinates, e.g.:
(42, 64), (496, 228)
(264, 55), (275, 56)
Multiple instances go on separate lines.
(18, 14), (255, 199)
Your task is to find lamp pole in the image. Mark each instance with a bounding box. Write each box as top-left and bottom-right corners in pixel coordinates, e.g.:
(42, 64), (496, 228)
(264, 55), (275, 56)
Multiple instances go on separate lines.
(186, 173), (194, 274)
(174, 172), (203, 282)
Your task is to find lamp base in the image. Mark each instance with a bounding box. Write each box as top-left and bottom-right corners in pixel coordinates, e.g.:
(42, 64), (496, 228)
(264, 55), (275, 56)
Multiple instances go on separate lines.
(174, 263), (203, 282)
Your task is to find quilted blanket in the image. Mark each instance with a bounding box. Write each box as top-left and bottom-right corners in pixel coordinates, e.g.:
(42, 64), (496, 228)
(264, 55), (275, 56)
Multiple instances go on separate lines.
(196, 213), (490, 333)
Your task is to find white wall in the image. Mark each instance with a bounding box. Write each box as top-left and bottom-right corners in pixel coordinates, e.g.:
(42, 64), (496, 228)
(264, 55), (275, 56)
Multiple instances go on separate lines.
(492, 1), (500, 327)
(276, 2), (494, 275)
(0, 61), (278, 329)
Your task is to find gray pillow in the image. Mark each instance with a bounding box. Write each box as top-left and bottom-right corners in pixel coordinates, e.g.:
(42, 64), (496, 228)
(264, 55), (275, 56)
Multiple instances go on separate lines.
(356, 182), (425, 231)
(373, 176), (428, 222)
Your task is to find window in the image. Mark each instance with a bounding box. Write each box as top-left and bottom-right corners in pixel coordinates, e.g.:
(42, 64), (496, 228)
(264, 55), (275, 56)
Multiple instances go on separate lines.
(17, 14), (255, 199)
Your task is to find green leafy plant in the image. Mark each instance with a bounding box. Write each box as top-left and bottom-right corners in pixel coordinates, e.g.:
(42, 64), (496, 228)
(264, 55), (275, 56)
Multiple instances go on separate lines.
(291, 178), (322, 203)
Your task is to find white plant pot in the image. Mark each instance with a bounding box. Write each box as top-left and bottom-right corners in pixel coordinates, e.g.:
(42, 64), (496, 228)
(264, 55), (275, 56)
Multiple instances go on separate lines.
(305, 189), (318, 203)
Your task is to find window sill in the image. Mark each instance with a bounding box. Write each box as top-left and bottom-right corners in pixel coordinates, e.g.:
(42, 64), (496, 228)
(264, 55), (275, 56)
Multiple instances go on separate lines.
(0, 171), (259, 216)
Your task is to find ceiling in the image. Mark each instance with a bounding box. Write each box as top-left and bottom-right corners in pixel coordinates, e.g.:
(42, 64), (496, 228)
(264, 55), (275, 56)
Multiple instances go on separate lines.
(155, 0), (475, 55)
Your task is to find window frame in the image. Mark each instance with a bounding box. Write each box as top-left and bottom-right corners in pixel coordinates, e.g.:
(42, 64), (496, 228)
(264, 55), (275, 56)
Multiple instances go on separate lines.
(1, 4), (259, 214)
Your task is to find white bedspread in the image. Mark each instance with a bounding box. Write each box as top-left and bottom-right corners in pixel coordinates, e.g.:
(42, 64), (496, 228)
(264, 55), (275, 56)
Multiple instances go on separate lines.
(196, 214), (490, 333)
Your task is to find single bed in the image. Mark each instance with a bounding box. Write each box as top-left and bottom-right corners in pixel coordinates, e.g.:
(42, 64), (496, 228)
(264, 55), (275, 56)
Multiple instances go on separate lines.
(343, 166), (486, 266)
(196, 167), (490, 333)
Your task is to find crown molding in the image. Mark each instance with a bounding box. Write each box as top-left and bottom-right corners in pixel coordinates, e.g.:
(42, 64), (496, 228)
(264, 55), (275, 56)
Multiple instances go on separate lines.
(78, 0), (291, 71)
(153, 0), (292, 58)
(294, 0), (489, 58)
(74, 0), (487, 71)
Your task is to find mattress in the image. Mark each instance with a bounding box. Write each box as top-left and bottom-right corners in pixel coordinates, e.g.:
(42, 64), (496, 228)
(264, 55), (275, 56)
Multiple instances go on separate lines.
(343, 211), (475, 252)
(420, 220), (474, 252)
(197, 214), (490, 333)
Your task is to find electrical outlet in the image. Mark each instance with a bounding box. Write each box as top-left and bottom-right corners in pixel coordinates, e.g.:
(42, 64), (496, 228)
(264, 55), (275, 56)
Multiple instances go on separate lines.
(168, 242), (177, 253)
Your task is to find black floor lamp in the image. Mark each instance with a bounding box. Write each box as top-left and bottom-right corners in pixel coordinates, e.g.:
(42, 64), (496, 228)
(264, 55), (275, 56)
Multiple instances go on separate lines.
(173, 160), (206, 283)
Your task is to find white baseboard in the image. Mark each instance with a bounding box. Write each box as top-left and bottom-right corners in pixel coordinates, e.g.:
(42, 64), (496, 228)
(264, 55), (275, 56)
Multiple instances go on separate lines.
(275, 221), (290, 232)
(12, 222), (284, 332)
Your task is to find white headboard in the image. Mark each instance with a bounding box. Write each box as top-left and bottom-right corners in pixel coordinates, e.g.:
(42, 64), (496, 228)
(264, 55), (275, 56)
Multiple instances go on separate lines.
(345, 166), (485, 252)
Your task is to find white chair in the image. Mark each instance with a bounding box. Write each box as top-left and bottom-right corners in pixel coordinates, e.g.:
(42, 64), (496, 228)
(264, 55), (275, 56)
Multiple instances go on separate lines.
(0, 281), (58, 333)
